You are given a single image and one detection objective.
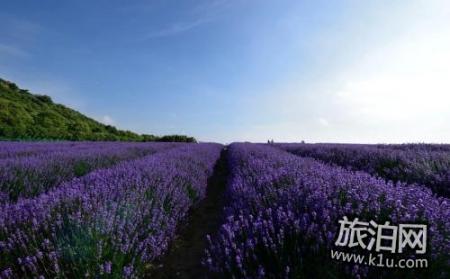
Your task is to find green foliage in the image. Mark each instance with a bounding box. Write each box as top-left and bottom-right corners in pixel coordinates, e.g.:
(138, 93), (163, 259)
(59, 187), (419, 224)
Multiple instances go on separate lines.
(141, 134), (157, 141)
(35, 94), (53, 104)
(0, 78), (196, 142)
(156, 135), (197, 143)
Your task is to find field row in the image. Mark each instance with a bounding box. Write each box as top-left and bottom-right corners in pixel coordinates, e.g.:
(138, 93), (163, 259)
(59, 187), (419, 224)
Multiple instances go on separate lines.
(0, 142), (183, 203)
(0, 142), (449, 278)
(277, 143), (450, 197)
(0, 142), (163, 160)
(206, 144), (450, 278)
(0, 143), (222, 277)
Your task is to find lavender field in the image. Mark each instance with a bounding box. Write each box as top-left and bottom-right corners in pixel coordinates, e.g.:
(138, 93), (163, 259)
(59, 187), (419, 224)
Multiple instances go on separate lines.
(0, 142), (449, 278)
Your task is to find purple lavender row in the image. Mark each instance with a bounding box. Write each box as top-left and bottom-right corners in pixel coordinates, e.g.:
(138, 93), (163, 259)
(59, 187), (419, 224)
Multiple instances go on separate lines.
(205, 143), (450, 278)
(0, 142), (74, 159)
(0, 141), (126, 159)
(277, 143), (450, 198)
(374, 143), (450, 152)
(0, 143), (222, 278)
(0, 142), (180, 203)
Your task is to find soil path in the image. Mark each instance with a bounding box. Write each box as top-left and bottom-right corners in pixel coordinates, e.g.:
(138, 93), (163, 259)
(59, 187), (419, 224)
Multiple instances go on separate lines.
(150, 147), (229, 279)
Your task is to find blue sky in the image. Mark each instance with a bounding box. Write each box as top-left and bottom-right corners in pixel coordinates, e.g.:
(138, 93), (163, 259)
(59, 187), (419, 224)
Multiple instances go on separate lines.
(1, 0), (449, 143)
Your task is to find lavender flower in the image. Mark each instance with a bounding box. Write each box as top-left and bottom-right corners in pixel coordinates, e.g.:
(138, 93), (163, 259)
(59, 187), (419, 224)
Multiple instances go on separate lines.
(278, 143), (450, 197)
(0, 143), (222, 277)
(206, 143), (450, 278)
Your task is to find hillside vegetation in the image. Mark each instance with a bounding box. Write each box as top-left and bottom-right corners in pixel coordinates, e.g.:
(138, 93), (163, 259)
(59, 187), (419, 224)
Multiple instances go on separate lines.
(0, 78), (195, 142)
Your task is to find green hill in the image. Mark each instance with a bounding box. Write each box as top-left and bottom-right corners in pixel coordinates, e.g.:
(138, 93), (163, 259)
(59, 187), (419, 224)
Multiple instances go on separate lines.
(0, 78), (195, 142)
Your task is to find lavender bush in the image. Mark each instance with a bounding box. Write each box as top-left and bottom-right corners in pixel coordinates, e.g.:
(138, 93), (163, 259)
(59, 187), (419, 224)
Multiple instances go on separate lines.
(278, 143), (450, 198)
(0, 142), (78, 159)
(0, 142), (179, 203)
(375, 143), (450, 152)
(0, 142), (135, 160)
(0, 143), (222, 278)
(205, 143), (450, 278)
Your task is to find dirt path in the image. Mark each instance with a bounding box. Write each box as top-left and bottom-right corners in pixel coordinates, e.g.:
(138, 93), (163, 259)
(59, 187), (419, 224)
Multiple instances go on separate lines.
(150, 148), (229, 279)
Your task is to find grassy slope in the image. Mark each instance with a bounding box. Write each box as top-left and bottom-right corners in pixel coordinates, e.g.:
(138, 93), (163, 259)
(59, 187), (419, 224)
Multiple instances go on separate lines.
(0, 78), (195, 142)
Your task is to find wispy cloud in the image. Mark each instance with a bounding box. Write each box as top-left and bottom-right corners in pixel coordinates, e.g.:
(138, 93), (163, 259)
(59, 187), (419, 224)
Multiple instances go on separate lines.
(0, 15), (42, 61)
(189, 0), (230, 15)
(142, 0), (229, 40)
(0, 14), (42, 42)
(0, 43), (29, 58)
(144, 18), (208, 39)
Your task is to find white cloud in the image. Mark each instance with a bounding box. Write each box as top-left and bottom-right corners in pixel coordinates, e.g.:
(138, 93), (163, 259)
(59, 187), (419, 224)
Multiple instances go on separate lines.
(252, 0), (450, 143)
(318, 118), (329, 127)
(100, 115), (115, 125)
(329, 2), (450, 142)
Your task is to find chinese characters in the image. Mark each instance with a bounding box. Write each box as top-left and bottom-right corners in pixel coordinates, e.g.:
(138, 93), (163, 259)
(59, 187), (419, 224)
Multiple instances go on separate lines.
(335, 216), (427, 254)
